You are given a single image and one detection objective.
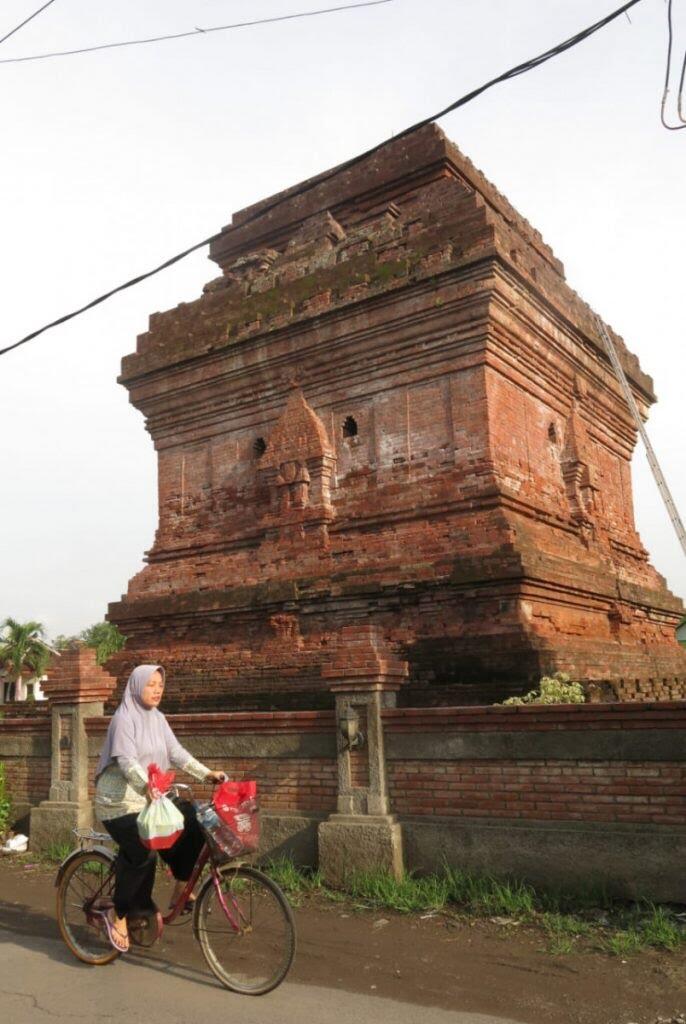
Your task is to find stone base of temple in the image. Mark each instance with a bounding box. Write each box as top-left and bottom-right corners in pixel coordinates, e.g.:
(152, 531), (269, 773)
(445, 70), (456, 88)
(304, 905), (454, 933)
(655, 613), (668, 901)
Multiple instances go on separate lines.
(318, 814), (404, 885)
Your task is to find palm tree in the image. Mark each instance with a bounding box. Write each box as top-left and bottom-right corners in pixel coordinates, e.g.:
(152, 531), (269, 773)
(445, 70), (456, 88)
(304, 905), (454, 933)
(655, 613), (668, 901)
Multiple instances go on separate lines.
(0, 618), (49, 702)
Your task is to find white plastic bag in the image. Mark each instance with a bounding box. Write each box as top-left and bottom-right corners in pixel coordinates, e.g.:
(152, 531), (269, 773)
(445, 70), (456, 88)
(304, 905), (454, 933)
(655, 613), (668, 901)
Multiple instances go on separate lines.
(137, 795), (184, 850)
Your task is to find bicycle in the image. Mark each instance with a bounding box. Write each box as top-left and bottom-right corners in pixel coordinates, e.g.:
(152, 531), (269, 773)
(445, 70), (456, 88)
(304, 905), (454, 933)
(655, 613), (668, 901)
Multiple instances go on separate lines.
(54, 783), (296, 995)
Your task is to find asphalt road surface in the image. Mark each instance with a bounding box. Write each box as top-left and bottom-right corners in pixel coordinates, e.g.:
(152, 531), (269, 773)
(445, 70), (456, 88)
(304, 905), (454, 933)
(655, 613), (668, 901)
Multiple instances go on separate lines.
(0, 930), (523, 1024)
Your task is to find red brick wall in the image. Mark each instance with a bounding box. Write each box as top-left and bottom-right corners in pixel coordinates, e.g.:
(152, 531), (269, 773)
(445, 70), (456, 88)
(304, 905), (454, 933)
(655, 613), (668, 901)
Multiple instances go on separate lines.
(0, 718), (51, 813)
(5, 702), (684, 835)
(382, 702), (686, 731)
(388, 760), (686, 825)
(385, 703), (686, 826)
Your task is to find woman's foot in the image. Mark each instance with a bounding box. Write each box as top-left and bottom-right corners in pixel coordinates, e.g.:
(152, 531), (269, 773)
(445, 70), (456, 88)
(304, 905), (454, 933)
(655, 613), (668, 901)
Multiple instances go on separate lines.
(102, 908), (130, 952)
(169, 881), (196, 914)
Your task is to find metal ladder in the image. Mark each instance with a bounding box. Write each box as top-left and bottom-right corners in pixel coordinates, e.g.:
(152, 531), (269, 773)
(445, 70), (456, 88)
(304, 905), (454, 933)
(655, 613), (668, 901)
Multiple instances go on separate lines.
(595, 314), (686, 557)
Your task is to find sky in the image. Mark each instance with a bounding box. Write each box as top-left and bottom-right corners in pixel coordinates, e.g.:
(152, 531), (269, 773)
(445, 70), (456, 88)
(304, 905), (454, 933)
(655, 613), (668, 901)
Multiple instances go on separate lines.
(0, 0), (684, 639)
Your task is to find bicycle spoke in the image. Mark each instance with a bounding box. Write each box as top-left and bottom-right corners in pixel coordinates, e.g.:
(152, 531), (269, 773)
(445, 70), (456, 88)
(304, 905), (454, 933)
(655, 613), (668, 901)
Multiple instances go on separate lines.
(57, 852), (118, 965)
(69, 875), (98, 900)
(196, 866), (295, 994)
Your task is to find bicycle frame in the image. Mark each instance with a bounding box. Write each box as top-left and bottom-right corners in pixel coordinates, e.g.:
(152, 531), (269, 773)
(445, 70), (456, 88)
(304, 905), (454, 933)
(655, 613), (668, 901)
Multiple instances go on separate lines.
(162, 844), (209, 926)
(63, 789), (248, 938)
(163, 781), (248, 934)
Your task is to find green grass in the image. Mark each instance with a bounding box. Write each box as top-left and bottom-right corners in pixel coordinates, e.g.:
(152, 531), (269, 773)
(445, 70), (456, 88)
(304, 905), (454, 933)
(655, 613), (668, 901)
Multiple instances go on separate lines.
(448, 870), (536, 917)
(540, 912), (593, 953)
(638, 904), (684, 952)
(41, 840), (73, 864)
(345, 870), (451, 913)
(261, 858), (686, 958)
(264, 858), (325, 905)
(604, 929), (644, 956)
(602, 903), (685, 955)
(541, 912), (593, 937)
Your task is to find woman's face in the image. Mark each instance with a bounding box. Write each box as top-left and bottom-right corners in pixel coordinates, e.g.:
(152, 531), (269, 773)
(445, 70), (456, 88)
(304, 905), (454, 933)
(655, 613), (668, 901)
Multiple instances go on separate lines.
(140, 670), (164, 709)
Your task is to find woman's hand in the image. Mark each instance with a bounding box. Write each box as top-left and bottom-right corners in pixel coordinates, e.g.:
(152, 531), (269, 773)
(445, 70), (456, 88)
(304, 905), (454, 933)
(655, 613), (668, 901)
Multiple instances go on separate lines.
(206, 770), (227, 786)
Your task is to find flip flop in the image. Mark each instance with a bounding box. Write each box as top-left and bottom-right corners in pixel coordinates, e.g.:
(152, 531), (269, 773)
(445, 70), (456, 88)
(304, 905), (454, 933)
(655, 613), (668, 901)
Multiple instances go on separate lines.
(98, 908), (130, 953)
(169, 896), (196, 915)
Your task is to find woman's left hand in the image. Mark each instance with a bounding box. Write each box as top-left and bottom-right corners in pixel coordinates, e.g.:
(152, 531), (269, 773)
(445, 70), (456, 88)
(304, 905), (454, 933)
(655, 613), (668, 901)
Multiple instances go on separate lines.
(206, 770), (227, 785)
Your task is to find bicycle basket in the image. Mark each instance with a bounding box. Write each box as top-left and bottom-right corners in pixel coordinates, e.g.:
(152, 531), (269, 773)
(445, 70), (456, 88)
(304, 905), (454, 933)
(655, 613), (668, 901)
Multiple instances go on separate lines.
(195, 800), (260, 861)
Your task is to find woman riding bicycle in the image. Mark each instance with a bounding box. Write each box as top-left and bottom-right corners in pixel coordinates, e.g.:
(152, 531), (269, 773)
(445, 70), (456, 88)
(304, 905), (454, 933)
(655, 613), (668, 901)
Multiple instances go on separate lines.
(94, 663), (225, 953)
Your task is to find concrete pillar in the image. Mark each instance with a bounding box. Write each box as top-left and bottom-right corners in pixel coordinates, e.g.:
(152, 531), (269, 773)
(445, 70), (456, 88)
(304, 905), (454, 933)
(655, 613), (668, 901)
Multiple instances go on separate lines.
(29, 647), (116, 852)
(318, 625), (408, 884)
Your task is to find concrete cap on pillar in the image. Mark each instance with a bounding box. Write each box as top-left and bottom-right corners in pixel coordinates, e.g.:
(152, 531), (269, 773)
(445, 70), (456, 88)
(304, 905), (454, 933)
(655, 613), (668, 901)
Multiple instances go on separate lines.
(40, 646), (117, 704)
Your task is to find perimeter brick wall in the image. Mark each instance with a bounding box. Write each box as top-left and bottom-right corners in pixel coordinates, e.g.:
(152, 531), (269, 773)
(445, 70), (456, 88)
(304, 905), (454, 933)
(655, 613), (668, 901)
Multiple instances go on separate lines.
(383, 702), (686, 826)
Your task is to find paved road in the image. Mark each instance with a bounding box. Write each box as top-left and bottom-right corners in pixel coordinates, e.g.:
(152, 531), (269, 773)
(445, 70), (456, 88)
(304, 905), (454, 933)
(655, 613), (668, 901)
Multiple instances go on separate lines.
(0, 930), (523, 1024)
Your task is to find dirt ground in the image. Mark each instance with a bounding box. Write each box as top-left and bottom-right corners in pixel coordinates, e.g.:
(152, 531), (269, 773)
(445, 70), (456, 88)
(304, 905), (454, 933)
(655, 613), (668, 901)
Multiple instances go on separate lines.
(0, 855), (684, 1024)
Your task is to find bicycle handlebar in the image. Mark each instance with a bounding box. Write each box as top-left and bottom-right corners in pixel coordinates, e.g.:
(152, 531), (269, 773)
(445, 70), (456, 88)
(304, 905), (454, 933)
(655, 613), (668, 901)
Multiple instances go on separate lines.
(168, 774), (228, 800)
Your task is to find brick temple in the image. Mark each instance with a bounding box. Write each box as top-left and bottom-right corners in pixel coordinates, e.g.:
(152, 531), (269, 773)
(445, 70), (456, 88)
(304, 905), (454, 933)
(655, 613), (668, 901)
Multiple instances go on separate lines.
(108, 124), (686, 710)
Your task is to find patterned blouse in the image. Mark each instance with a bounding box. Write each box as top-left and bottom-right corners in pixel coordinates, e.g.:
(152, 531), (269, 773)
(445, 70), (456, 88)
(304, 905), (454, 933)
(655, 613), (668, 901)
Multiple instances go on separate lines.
(94, 740), (211, 822)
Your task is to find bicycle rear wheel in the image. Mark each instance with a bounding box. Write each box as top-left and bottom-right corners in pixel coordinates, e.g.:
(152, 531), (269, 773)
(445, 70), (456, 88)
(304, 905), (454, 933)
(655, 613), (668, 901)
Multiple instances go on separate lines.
(56, 850), (119, 965)
(194, 865), (295, 995)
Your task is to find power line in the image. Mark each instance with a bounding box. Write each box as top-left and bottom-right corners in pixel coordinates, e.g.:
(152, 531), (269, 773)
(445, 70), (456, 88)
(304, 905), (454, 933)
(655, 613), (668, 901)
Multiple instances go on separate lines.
(0, 0), (393, 64)
(661, 0), (686, 129)
(0, 0), (57, 47)
(0, 0), (644, 359)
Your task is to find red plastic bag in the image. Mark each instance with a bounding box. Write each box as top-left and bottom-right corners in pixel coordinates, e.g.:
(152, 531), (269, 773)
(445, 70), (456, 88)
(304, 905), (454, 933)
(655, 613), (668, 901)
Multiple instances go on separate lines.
(213, 780), (257, 811)
(147, 763), (176, 799)
(212, 780), (259, 854)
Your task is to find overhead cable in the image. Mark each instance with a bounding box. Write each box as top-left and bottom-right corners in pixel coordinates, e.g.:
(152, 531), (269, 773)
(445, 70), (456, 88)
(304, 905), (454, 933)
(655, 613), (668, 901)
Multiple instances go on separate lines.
(0, 0), (393, 64)
(0, 0), (57, 47)
(661, 0), (686, 129)
(0, 0), (644, 359)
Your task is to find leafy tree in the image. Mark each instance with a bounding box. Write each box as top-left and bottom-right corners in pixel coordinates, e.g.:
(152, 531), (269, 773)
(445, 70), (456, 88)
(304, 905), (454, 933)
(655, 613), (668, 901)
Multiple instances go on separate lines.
(79, 622), (126, 665)
(0, 618), (49, 701)
(53, 634), (79, 650)
(53, 622), (126, 665)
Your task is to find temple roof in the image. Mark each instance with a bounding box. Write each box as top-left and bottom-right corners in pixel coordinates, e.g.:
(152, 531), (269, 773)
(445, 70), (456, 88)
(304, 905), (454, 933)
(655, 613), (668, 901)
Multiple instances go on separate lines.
(210, 124), (561, 275)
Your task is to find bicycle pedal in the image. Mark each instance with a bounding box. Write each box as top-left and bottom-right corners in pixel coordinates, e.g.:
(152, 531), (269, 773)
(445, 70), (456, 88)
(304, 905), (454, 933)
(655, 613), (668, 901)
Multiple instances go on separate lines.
(128, 909), (163, 947)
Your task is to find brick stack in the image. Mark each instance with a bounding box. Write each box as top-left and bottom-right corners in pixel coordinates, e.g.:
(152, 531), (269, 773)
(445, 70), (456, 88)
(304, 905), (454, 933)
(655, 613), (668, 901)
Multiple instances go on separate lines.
(41, 647), (117, 704)
(107, 124), (686, 710)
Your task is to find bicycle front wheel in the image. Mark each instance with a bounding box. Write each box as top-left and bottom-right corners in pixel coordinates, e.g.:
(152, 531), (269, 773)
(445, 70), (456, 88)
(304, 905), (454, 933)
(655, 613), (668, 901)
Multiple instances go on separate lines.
(194, 865), (295, 995)
(56, 849), (119, 965)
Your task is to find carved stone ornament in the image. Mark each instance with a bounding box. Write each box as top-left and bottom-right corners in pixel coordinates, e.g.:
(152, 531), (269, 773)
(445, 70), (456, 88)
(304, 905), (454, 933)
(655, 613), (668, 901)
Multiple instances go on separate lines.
(560, 401), (600, 525)
(259, 387), (336, 541)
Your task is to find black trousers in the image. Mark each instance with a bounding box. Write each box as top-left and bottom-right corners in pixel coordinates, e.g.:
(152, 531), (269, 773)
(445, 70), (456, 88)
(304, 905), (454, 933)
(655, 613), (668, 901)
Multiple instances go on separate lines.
(103, 800), (204, 918)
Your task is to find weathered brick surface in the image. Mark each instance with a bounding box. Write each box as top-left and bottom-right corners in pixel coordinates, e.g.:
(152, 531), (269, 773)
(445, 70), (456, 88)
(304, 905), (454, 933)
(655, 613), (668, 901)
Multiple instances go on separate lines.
(107, 124), (685, 710)
(3, 703), (684, 831)
(382, 701), (686, 731)
(0, 718), (51, 811)
(42, 647), (117, 704)
(386, 703), (686, 826)
(3, 757), (51, 807)
(388, 761), (686, 825)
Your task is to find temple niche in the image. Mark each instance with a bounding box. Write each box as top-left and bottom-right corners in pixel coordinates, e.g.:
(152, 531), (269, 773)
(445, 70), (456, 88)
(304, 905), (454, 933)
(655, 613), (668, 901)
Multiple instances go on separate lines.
(108, 124), (686, 711)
